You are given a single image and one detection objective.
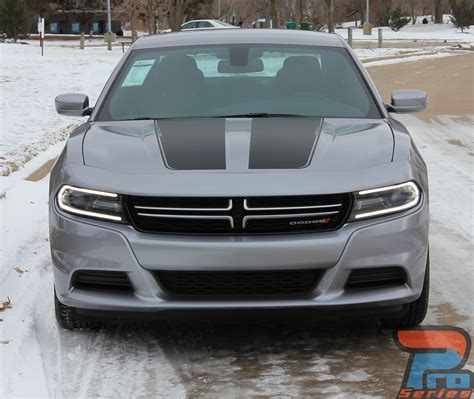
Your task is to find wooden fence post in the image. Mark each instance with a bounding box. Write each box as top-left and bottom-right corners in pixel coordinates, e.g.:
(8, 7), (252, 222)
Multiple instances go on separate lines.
(105, 32), (113, 51)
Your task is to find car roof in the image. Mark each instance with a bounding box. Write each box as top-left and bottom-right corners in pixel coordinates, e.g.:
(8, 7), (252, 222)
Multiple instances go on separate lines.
(132, 29), (345, 50)
(183, 19), (215, 23)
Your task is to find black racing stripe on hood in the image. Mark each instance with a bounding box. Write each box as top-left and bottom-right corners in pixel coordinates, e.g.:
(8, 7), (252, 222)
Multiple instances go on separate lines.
(156, 119), (226, 170)
(249, 118), (322, 169)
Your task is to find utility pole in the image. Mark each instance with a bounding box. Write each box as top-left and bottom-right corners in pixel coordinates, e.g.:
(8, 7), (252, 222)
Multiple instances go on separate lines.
(363, 0), (372, 35)
(107, 0), (112, 32)
(298, 0), (304, 22)
(329, 0), (334, 33)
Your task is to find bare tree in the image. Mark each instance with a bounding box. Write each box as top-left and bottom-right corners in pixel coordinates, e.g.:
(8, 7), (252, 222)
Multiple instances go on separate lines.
(107, 0), (452, 34)
(122, 0), (151, 39)
(373, 0), (392, 25)
(433, 0), (443, 23)
(146, 0), (159, 34)
(266, 0), (282, 27)
(323, 0), (335, 32)
(164, 0), (187, 31)
(342, 0), (365, 27)
(280, 0), (298, 22)
(298, 0), (304, 21)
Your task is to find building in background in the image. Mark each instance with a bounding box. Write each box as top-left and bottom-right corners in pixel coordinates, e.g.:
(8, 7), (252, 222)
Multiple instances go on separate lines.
(45, 11), (122, 35)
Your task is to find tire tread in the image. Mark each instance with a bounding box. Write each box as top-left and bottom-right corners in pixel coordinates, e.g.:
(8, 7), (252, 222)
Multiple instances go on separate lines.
(55, 291), (100, 330)
(382, 253), (430, 328)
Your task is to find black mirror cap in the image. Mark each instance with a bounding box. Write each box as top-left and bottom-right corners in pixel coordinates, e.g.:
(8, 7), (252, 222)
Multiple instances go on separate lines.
(55, 93), (91, 117)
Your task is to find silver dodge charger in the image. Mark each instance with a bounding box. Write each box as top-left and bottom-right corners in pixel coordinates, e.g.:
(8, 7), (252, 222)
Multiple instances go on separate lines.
(51, 29), (429, 329)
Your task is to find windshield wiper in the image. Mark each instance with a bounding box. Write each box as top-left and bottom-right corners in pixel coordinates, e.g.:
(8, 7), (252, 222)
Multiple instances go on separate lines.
(211, 113), (314, 118)
(124, 116), (210, 121)
(125, 116), (192, 121)
(125, 117), (156, 121)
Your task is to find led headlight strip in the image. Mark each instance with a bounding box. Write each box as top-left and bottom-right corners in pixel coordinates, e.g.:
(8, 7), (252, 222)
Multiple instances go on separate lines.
(57, 185), (123, 222)
(351, 181), (421, 220)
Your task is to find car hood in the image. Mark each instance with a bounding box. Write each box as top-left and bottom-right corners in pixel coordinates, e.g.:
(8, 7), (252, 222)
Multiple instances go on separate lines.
(83, 118), (393, 175)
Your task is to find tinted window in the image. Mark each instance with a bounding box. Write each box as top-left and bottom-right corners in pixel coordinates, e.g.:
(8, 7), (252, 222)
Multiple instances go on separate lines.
(98, 45), (381, 121)
(197, 21), (213, 28)
(181, 22), (196, 29)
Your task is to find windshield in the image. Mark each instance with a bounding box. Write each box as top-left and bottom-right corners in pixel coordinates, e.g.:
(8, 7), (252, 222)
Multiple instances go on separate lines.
(97, 45), (381, 121)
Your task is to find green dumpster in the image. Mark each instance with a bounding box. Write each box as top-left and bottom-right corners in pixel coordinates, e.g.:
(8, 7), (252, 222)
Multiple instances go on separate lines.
(299, 21), (314, 31)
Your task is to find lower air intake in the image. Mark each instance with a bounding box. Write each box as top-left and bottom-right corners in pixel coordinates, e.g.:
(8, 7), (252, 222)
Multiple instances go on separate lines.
(72, 270), (132, 293)
(346, 267), (407, 291)
(155, 269), (322, 298)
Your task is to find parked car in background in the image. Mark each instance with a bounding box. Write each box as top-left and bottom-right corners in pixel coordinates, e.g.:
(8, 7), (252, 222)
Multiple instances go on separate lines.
(160, 19), (239, 33)
(52, 29), (429, 330)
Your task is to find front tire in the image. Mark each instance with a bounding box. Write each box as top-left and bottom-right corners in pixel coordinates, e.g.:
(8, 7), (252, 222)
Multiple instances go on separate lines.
(382, 252), (430, 328)
(55, 290), (99, 330)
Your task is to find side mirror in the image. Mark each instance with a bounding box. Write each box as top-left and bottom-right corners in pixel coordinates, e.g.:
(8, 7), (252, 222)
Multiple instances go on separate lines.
(55, 93), (92, 117)
(387, 89), (427, 113)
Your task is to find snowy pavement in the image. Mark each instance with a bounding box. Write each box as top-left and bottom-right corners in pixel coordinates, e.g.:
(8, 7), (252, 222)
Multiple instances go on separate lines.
(0, 39), (473, 398)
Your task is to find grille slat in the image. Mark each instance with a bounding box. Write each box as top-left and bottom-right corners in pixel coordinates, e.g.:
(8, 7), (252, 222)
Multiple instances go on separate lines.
(135, 199), (232, 212)
(155, 270), (322, 297)
(126, 194), (351, 235)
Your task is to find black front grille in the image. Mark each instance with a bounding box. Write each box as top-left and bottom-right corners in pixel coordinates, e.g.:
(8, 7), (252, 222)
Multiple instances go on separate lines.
(126, 194), (351, 235)
(154, 270), (322, 297)
(346, 267), (407, 291)
(72, 271), (132, 293)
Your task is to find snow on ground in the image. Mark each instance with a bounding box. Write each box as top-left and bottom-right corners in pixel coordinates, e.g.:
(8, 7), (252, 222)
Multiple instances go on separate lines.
(354, 46), (434, 59)
(341, 13), (455, 28)
(0, 172), (187, 397)
(0, 38), (473, 398)
(353, 46), (466, 63)
(0, 41), (123, 175)
(362, 50), (458, 67)
(336, 21), (474, 43)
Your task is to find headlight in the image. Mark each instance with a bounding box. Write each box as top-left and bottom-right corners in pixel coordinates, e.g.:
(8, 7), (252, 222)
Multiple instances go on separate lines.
(349, 182), (421, 221)
(57, 185), (124, 222)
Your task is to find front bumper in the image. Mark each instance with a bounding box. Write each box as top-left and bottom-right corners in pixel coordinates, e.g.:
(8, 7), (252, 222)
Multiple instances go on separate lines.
(50, 200), (429, 314)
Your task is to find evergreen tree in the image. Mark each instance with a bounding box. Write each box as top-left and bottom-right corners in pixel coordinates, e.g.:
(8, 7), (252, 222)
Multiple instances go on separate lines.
(0, 0), (30, 41)
(389, 7), (411, 31)
(450, 0), (474, 32)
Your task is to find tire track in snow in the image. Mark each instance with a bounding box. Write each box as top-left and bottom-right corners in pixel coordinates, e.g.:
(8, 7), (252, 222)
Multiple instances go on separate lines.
(0, 177), (186, 398)
(395, 114), (473, 335)
(152, 317), (403, 398)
